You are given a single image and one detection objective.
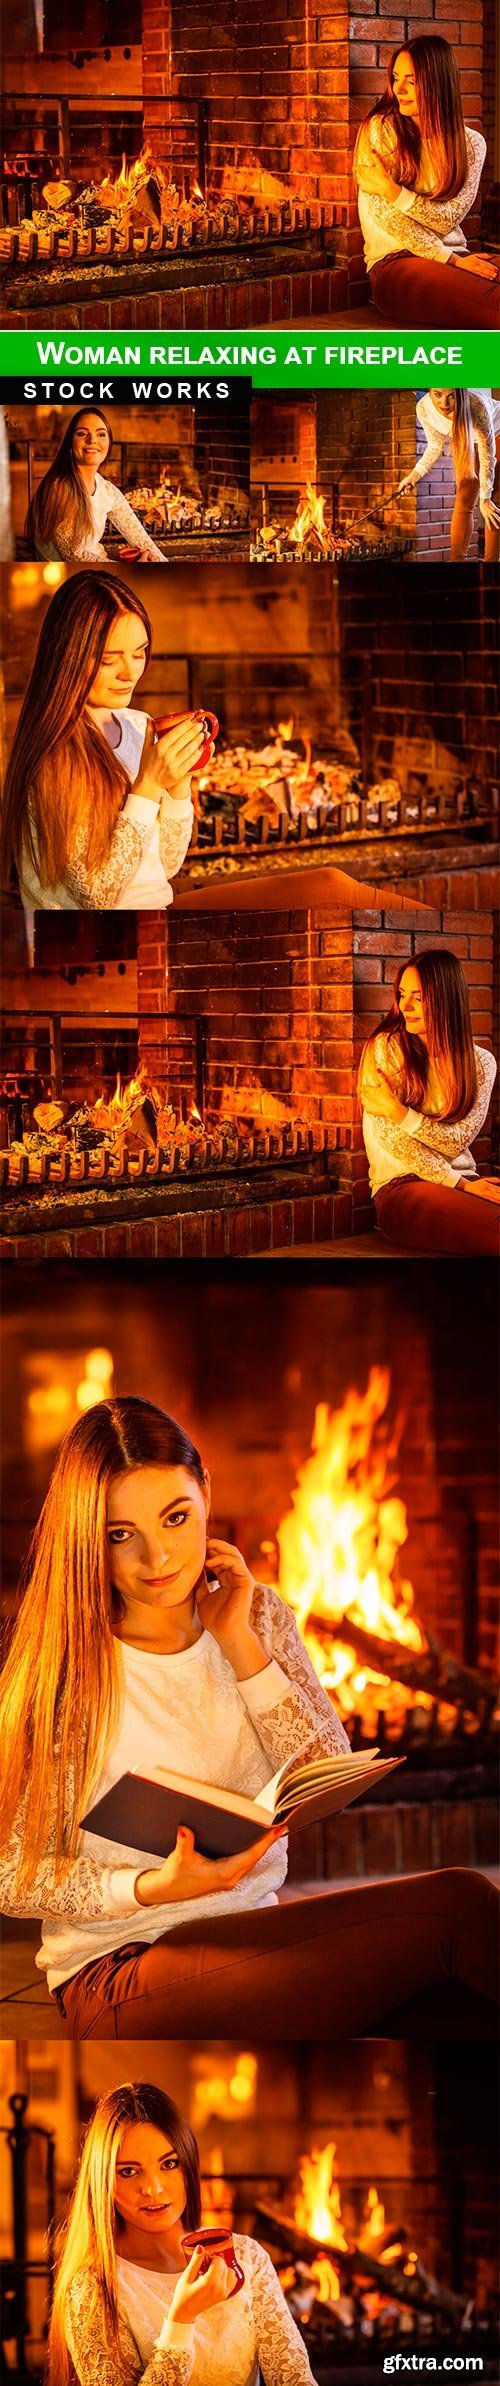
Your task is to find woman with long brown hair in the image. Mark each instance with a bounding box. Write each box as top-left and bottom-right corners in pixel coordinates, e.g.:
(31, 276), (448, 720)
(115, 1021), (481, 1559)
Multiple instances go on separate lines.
(0, 1395), (497, 2037)
(25, 408), (165, 563)
(1, 571), (210, 909)
(354, 36), (499, 329)
(398, 389), (500, 561)
(47, 2078), (315, 2385)
(359, 949), (499, 1254)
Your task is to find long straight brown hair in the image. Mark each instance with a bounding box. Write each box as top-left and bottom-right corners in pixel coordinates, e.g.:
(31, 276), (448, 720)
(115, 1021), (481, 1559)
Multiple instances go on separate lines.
(358, 35), (468, 199)
(1, 571), (151, 892)
(47, 2083), (202, 2386)
(25, 407), (113, 558)
(360, 949), (478, 1119)
(0, 1397), (206, 1893)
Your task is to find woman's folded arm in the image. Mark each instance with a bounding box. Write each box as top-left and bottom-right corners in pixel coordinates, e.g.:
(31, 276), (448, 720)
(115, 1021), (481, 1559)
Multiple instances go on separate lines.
(400, 1049), (496, 1158)
(396, 131), (485, 234)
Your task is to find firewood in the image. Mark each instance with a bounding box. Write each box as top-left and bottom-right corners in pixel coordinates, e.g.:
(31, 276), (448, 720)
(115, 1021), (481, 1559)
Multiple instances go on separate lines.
(308, 1614), (498, 1717)
(254, 2204), (464, 2321)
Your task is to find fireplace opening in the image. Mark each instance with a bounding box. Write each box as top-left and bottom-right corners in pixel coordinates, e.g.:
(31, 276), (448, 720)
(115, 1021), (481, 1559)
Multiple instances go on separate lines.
(250, 393), (417, 565)
(7, 398), (251, 561)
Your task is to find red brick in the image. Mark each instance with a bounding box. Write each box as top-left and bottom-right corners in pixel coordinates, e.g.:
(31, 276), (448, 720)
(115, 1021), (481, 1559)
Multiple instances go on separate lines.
(156, 1217), (181, 1256)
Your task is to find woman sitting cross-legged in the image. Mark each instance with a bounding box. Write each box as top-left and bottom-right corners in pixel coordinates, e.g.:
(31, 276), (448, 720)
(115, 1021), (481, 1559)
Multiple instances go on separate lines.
(359, 949), (499, 1256)
(47, 2079), (315, 2386)
(354, 36), (500, 330)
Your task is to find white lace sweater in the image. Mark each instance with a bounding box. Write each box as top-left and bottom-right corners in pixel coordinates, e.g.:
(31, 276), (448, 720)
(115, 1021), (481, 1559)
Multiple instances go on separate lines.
(412, 390), (500, 504)
(0, 1584), (349, 1992)
(360, 1033), (497, 1195)
(34, 472), (165, 562)
(19, 709), (193, 911)
(357, 118), (486, 273)
(65, 2242), (316, 2385)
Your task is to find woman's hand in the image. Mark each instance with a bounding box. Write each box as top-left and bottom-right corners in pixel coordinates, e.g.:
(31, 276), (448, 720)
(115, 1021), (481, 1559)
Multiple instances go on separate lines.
(197, 1538), (270, 1679)
(452, 254), (498, 281)
(459, 1175), (500, 1204)
(480, 498), (500, 531)
(355, 137), (401, 202)
(135, 715), (208, 804)
(134, 1820), (284, 1908)
(396, 474), (416, 495)
(168, 2248), (235, 2326)
(362, 1075), (408, 1123)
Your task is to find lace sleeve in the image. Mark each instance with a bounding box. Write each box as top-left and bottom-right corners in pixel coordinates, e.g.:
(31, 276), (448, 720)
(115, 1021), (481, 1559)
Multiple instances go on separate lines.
(249, 1583), (350, 1765)
(248, 2241), (316, 2385)
(470, 401), (497, 501)
(66, 2271), (194, 2386)
(401, 130), (485, 233)
(412, 401), (447, 484)
(402, 1049), (496, 1158)
(106, 483), (166, 562)
(0, 1779), (142, 1924)
(158, 797), (194, 881)
(368, 1118), (459, 1185)
(364, 190), (453, 262)
(62, 806), (155, 909)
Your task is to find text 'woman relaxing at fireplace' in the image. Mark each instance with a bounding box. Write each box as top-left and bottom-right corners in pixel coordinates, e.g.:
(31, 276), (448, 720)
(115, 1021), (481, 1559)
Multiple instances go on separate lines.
(1, 571), (210, 910)
(355, 36), (499, 330)
(0, 1396), (498, 2040)
(359, 949), (498, 1256)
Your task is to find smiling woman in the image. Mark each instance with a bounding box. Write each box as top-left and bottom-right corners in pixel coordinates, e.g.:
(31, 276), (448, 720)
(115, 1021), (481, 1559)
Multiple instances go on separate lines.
(47, 2079), (315, 2386)
(358, 948), (499, 1253)
(354, 35), (499, 328)
(0, 1394), (498, 2040)
(0, 571), (208, 910)
(25, 409), (165, 564)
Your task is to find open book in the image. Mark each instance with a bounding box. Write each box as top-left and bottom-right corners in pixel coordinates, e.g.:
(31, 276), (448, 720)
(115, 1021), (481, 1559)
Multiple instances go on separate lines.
(81, 1747), (404, 1863)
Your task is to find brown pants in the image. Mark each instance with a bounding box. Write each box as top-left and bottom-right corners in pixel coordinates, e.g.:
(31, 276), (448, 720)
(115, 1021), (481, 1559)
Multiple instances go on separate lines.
(450, 434), (500, 562)
(370, 251), (500, 330)
(53, 1867), (499, 2039)
(375, 1174), (500, 1256)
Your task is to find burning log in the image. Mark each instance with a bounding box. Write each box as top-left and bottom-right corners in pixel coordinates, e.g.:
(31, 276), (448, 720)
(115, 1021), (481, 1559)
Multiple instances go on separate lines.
(254, 2205), (465, 2324)
(309, 1614), (498, 1722)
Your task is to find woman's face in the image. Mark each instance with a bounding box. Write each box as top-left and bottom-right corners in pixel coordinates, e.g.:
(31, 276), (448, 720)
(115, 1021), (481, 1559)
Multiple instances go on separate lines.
(87, 611), (149, 708)
(398, 966), (426, 1037)
(430, 389), (454, 416)
(114, 2122), (187, 2238)
(392, 51), (420, 118)
(71, 412), (110, 469)
(107, 1462), (210, 1612)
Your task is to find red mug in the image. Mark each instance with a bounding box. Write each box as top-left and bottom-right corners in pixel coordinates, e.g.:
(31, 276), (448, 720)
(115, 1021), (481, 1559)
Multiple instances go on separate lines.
(151, 709), (219, 771)
(181, 2228), (245, 2297)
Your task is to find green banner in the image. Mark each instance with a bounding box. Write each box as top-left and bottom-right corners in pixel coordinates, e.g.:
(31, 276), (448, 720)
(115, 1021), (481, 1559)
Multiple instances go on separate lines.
(1, 327), (499, 388)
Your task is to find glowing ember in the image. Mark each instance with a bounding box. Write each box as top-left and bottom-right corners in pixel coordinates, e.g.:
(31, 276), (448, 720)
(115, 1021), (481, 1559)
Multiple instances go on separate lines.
(275, 1369), (427, 1726)
(360, 2186), (386, 2247)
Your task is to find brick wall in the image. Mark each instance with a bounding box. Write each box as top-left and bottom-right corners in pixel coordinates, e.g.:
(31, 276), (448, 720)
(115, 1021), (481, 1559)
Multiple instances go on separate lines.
(142, 0), (350, 208)
(341, 563), (500, 792)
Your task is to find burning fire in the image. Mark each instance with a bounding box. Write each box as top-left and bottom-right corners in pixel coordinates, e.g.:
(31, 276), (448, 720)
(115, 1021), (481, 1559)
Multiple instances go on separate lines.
(98, 147), (164, 214)
(291, 483), (330, 553)
(274, 1369), (427, 1726)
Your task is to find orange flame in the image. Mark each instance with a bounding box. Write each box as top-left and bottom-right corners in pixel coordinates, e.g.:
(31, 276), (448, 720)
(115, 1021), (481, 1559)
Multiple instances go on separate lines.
(276, 1369), (426, 1725)
(290, 483), (330, 553)
(295, 2142), (348, 2252)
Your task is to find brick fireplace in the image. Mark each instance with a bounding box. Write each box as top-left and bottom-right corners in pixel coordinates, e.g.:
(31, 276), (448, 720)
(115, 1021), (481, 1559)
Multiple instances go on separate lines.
(2, 0), (495, 324)
(1, 883), (495, 1260)
(250, 389), (417, 561)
